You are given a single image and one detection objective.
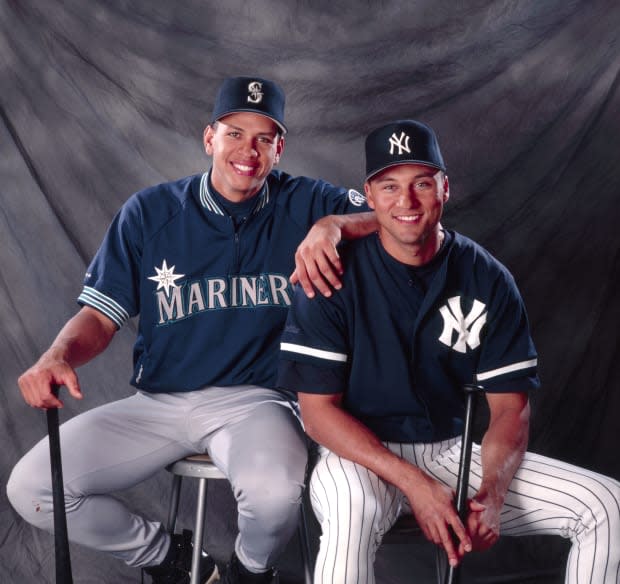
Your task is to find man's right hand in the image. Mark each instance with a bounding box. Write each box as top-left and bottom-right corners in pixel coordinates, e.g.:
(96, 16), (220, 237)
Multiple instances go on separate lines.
(403, 472), (472, 567)
(16, 306), (117, 409)
(18, 353), (83, 409)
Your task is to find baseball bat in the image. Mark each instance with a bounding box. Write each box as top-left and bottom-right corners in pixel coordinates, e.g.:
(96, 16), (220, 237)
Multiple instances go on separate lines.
(444, 383), (482, 584)
(46, 384), (74, 584)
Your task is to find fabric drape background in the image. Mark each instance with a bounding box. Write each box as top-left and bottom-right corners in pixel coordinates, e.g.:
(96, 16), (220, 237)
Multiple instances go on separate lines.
(1, 1), (618, 582)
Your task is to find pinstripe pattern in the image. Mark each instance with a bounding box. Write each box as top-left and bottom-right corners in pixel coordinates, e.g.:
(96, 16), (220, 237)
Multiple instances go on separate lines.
(309, 440), (620, 584)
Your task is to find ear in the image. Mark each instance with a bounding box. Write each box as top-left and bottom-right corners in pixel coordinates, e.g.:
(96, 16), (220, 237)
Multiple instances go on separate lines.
(442, 174), (450, 203)
(364, 182), (376, 209)
(203, 125), (215, 156)
(274, 136), (285, 164)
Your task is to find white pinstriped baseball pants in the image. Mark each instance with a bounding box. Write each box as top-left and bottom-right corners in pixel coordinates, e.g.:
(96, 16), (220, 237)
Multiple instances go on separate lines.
(309, 438), (620, 584)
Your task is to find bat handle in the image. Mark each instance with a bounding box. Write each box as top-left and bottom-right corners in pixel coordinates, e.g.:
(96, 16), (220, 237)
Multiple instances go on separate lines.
(46, 384), (74, 584)
(444, 383), (483, 584)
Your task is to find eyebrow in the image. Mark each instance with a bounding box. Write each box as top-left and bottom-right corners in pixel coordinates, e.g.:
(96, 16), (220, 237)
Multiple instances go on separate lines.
(221, 122), (277, 138)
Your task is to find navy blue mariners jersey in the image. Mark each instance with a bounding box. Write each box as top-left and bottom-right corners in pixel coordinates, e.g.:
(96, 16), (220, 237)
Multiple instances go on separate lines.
(78, 169), (367, 392)
(277, 231), (539, 443)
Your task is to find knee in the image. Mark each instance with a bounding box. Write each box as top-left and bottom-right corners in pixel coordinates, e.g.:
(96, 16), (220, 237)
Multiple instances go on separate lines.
(576, 474), (620, 534)
(6, 458), (52, 525)
(598, 477), (620, 526)
(233, 457), (305, 529)
(311, 473), (386, 536)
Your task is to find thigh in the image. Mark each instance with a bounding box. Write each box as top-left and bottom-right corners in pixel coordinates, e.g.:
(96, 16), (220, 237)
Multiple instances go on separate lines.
(310, 447), (402, 537)
(206, 399), (308, 489)
(16, 392), (194, 495)
(422, 440), (620, 540)
(499, 450), (620, 537)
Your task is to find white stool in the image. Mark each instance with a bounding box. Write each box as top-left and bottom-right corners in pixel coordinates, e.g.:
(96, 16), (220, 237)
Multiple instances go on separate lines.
(165, 454), (313, 584)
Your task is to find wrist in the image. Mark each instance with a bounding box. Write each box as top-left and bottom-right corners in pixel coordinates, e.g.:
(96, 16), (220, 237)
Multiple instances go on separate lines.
(476, 483), (506, 507)
(43, 343), (71, 366)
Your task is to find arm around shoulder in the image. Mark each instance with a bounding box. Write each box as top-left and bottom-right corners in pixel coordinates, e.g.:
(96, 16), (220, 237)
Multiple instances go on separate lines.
(291, 211), (378, 298)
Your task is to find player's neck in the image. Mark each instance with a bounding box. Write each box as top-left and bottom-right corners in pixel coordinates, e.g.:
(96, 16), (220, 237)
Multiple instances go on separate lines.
(381, 226), (445, 267)
(209, 171), (264, 204)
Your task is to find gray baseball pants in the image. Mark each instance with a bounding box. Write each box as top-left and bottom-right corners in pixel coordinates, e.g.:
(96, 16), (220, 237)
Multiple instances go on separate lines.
(310, 438), (620, 584)
(7, 386), (308, 572)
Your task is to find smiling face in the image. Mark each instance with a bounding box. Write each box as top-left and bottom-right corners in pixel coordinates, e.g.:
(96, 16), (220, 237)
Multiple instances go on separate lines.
(364, 163), (449, 265)
(203, 112), (285, 202)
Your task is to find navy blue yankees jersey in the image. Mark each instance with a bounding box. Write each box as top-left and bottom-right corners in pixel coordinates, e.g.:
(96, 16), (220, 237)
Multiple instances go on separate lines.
(278, 231), (539, 442)
(78, 169), (367, 392)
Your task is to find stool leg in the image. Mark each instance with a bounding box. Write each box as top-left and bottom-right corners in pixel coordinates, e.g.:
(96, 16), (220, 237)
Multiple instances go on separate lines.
(167, 475), (183, 533)
(299, 501), (313, 584)
(190, 477), (208, 584)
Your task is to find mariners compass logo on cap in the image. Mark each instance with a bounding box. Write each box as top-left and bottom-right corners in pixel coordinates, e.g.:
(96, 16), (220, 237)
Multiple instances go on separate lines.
(365, 120), (446, 180)
(247, 81), (264, 104)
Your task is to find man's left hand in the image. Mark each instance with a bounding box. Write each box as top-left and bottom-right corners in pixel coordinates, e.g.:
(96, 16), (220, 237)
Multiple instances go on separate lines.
(460, 496), (501, 553)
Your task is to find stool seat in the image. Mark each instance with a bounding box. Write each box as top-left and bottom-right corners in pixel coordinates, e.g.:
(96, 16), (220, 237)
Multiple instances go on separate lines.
(166, 454), (226, 479)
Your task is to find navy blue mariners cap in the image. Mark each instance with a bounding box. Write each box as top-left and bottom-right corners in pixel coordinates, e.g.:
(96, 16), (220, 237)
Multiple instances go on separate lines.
(365, 120), (446, 180)
(211, 76), (287, 134)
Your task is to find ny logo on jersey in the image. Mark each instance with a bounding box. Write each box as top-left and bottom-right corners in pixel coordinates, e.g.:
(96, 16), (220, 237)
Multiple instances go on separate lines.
(247, 81), (264, 104)
(438, 296), (487, 353)
(388, 131), (411, 155)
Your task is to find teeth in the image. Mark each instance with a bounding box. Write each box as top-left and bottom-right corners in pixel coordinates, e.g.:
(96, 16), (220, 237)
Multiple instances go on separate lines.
(233, 163), (255, 172)
(396, 215), (419, 222)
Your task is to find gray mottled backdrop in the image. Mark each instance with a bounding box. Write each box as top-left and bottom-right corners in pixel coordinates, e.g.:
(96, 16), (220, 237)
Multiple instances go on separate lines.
(1, 1), (619, 582)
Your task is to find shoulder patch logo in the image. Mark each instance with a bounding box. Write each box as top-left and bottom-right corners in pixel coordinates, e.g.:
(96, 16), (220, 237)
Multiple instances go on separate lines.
(388, 131), (411, 156)
(438, 296), (487, 353)
(247, 81), (264, 104)
(148, 260), (185, 296)
(348, 189), (366, 207)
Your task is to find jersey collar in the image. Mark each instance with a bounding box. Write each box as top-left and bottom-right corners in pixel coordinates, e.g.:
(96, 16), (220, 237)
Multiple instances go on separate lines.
(199, 170), (270, 216)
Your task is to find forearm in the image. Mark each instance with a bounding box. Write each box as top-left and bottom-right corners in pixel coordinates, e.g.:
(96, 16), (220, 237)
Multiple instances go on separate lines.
(19, 306), (117, 407)
(478, 400), (530, 502)
(321, 211), (378, 240)
(44, 306), (117, 368)
(301, 395), (421, 489)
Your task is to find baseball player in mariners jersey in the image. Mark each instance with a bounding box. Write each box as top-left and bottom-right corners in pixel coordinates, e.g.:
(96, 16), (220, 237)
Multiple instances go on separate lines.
(8, 77), (376, 584)
(278, 120), (620, 584)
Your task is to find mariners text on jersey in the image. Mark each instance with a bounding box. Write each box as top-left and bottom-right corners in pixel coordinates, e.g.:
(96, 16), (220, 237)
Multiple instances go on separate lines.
(155, 272), (293, 324)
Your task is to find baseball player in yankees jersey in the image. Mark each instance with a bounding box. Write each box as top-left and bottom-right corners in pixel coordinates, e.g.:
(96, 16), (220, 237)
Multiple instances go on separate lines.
(7, 77), (377, 584)
(278, 120), (620, 583)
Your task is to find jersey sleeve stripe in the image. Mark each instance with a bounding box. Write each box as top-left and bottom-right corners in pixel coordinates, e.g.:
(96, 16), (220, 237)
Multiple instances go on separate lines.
(476, 358), (538, 382)
(280, 342), (348, 363)
(78, 286), (130, 328)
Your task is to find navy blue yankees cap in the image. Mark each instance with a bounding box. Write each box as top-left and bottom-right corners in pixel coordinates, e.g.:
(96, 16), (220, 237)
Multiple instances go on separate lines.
(365, 120), (446, 180)
(211, 76), (287, 134)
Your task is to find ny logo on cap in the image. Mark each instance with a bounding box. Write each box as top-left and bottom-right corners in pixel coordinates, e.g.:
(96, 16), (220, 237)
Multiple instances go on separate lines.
(388, 131), (411, 156)
(247, 81), (264, 104)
